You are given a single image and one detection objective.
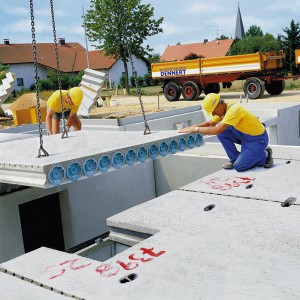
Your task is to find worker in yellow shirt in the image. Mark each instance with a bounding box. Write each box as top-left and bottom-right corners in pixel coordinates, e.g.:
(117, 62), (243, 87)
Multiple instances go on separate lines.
(178, 93), (273, 171)
(46, 87), (83, 135)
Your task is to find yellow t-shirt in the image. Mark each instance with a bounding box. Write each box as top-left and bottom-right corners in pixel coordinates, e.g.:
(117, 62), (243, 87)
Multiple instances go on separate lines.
(47, 90), (79, 113)
(211, 103), (265, 136)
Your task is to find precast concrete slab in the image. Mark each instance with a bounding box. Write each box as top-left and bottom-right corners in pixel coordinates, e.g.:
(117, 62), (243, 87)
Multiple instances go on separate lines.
(179, 159), (300, 204)
(181, 142), (300, 162)
(0, 130), (203, 188)
(0, 272), (68, 299)
(1, 188), (300, 299)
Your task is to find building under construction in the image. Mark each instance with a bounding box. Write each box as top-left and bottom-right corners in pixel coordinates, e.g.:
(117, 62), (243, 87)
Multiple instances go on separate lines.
(0, 98), (299, 299)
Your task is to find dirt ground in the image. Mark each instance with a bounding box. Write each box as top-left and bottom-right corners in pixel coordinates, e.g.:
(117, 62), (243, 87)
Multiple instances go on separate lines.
(88, 90), (300, 119)
(1, 90), (300, 129)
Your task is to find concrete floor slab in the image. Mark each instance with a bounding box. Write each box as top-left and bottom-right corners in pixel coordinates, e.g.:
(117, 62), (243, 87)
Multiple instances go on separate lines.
(0, 130), (203, 188)
(0, 271), (68, 299)
(1, 188), (300, 299)
(180, 159), (300, 203)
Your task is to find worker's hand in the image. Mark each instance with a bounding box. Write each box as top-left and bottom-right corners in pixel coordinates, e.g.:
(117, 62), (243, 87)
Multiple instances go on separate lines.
(61, 126), (70, 139)
(178, 126), (197, 134)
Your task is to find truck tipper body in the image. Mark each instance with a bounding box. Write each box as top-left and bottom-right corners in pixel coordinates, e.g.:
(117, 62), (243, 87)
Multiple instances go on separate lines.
(151, 50), (300, 100)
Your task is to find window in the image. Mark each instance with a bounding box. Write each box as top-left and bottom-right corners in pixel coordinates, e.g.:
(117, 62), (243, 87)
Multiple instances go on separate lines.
(17, 78), (24, 86)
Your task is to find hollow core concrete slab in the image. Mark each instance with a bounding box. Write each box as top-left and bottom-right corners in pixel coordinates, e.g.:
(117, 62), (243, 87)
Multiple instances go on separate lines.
(0, 130), (203, 188)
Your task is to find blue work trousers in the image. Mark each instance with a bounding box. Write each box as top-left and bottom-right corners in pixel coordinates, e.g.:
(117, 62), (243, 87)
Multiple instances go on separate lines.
(217, 126), (268, 171)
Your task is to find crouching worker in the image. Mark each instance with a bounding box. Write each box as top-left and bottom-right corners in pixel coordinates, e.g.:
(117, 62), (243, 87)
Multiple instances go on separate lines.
(46, 87), (83, 135)
(178, 93), (273, 171)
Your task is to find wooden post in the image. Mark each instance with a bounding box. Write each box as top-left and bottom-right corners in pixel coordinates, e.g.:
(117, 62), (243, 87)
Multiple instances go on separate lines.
(157, 92), (160, 110)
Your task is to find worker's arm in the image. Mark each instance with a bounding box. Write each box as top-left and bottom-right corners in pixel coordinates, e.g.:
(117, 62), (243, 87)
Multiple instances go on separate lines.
(66, 113), (82, 131)
(46, 108), (55, 135)
(194, 119), (216, 127)
(178, 122), (229, 135)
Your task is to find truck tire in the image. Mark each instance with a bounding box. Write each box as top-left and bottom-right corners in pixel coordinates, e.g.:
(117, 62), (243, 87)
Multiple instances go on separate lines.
(164, 82), (181, 101)
(181, 81), (200, 100)
(244, 77), (265, 99)
(265, 80), (285, 95)
(204, 83), (220, 95)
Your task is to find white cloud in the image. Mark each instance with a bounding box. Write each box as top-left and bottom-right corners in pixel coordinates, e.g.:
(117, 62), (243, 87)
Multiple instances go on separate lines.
(3, 19), (52, 35)
(162, 22), (181, 35)
(35, 8), (69, 18)
(59, 25), (84, 35)
(186, 2), (218, 14)
(5, 7), (27, 16)
(2, 20), (31, 34)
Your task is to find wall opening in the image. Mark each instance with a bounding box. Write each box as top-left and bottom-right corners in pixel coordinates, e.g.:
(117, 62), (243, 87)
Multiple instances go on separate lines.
(18, 193), (65, 253)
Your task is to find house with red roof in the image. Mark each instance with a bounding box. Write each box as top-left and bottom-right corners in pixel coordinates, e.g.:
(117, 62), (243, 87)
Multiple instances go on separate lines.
(160, 39), (234, 61)
(0, 38), (149, 91)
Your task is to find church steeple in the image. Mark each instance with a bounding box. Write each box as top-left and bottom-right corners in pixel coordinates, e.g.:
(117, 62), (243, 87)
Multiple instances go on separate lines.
(235, 3), (245, 39)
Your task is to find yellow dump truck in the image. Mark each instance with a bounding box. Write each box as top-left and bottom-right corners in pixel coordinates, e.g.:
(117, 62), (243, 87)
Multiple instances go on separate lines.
(151, 50), (300, 100)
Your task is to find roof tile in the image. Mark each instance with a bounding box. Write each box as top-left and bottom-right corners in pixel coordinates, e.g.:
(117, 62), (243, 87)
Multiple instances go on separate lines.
(160, 39), (234, 61)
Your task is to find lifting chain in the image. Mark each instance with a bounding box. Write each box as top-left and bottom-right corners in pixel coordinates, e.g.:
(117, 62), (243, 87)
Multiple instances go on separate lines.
(29, 0), (49, 158)
(117, 1), (151, 135)
(50, 0), (68, 138)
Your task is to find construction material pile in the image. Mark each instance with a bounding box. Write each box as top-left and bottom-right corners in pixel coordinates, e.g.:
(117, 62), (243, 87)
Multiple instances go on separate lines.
(9, 93), (47, 111)
(6, 93), (47, 126)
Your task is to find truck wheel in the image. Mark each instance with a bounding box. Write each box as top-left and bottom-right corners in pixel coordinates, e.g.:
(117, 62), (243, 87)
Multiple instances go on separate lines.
(181, 81), (200, 100)
(244, 78), (264, 99)
(204, 83), (220, 95)
(164, 82), (181, 101)
(265, 80), (285, 95)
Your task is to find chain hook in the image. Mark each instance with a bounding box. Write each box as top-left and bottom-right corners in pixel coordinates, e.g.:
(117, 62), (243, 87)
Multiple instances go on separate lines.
(30, 0), (49, 158)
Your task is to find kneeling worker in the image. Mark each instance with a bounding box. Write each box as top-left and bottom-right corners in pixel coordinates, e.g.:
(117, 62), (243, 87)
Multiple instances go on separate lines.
(178, 93), (273, 171)
(46, 87), (83, 135)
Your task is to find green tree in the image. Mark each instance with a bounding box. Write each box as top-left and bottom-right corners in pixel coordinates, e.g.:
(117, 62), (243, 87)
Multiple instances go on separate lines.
(147, 53), (161, 64)
(0, 60), (9, 82)
(245, 25), (263, 38)
(230, 29), (280, 55)
(85, 0), (163, 95)
(278, 19), (300, 74)
(217, 34), (229, 40)
(184, 52), (204, 60)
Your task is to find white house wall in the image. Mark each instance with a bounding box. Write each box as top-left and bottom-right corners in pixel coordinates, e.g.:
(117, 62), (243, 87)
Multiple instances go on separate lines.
(8, 63), (48, 91)
(8, 55), (148, 91)
(108, 55), (149, 86)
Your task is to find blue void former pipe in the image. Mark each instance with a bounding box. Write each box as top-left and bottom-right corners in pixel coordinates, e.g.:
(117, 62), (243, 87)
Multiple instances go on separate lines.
(112, 152), (124, 169)
(67, 162), (83, 182)
(149, 144), (159, 160)
(83, 158), (98, 177)
(99, 155), (111, 173)
(125, 149), (137, 166)
(169, 140), (178, 154)
(46, 134), (204, 186)
(159, 141), (169, 157)
(178, 137), (187, 151)
(137, 146), (148, 163)
(48, 165), (66, 186)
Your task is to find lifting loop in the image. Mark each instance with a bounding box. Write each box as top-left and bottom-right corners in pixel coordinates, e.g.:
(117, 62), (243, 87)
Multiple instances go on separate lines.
(29, 0), (49, 158)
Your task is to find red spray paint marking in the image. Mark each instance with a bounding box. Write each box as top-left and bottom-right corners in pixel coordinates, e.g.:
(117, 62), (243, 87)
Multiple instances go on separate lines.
(45, 246), (166, 280)
(45, 259), (92, 279)
(200, 176), (256, 191)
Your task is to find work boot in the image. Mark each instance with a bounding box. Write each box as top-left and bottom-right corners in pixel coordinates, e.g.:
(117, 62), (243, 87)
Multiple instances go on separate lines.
(222, 161), (233, 169)
(264, 147), (274, 168)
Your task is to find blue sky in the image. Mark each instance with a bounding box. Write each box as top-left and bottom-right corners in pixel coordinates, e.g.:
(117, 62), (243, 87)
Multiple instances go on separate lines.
(1, 0), (299, 55)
